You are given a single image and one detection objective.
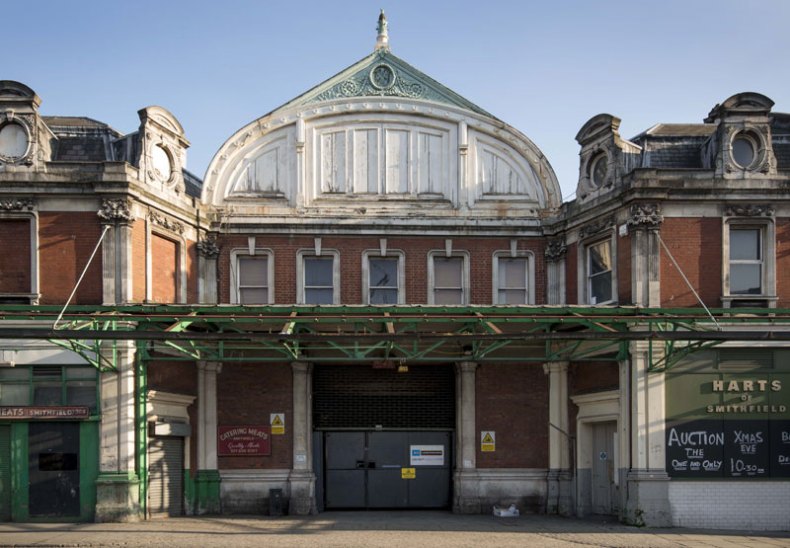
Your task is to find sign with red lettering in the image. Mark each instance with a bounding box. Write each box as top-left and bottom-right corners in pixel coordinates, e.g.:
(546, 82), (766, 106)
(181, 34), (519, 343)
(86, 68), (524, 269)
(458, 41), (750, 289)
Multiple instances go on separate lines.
(218, 425), (271, 456)
(0, 406), (90, 419)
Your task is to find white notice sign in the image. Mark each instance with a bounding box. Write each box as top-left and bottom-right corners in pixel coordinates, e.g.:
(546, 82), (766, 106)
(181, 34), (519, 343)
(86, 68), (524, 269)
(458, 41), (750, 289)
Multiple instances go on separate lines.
(410, 445), (445, 466)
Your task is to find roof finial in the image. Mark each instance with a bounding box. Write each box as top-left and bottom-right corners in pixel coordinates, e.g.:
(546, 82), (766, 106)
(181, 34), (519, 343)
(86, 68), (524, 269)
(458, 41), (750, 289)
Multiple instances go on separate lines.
(375, 9), (389, 52)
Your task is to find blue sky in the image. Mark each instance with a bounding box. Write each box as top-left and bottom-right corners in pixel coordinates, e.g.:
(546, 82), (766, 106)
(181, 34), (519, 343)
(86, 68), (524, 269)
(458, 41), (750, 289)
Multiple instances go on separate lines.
(7, 1), (789, 200)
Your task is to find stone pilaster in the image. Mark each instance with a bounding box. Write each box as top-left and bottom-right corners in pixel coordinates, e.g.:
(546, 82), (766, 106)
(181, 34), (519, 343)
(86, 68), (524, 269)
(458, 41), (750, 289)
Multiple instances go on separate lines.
(628, 203), (662, 307)
(544, 361), (572, 515)
(197, 234), (219, 304)
(98, 199), (134, 305)
(624, 340), (670, 526)
(95, 341), (141, 522)
(453, 361), (480, 513)
(195, 361), (222, 514)
(288, 361), (315, 515)
(545, 238), (567, 305)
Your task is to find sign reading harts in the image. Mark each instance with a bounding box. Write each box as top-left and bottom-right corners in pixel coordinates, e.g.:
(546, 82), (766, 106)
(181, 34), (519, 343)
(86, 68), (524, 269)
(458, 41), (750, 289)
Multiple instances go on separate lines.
(218, 425), (271, 456)
(665, 351), (790, 479)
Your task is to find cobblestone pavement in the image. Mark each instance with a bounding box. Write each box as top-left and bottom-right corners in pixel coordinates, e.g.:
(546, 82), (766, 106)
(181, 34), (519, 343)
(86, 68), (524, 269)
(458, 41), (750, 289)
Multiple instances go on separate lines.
(0, 512), (788, 548)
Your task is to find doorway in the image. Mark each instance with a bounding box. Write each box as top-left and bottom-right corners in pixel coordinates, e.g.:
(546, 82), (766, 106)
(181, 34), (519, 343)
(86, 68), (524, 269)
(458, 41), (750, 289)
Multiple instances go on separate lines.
(28, 422), (80, 517)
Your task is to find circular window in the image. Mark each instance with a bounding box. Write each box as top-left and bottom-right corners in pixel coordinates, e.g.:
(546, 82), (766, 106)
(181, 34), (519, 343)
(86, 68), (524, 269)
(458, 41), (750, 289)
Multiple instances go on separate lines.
(589, 153), (608, 188)
(731, 133), (757, 169)
(0, 123), (29, 160)
(370, 64), (396, 90)
(151, 145), (172, 182)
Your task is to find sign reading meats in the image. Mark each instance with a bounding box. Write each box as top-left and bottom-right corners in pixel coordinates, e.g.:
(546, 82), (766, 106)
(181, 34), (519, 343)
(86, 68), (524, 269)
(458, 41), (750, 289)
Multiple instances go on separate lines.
(218, 425), (271, 456)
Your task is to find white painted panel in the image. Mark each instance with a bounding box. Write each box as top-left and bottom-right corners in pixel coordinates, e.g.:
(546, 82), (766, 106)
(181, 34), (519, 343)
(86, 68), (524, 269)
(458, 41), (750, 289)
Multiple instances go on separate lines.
(255, 148), (279, 192)
(418, 132), (443, 194)
(353, 129), (378, 193)
(321, 131), (346, 193)
(480, 149), (522, 195)
(385, 129), (409, 194)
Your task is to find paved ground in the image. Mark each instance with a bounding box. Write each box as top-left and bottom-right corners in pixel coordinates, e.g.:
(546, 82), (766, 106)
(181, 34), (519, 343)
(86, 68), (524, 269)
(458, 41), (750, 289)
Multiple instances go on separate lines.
(0, 512), (788, 548)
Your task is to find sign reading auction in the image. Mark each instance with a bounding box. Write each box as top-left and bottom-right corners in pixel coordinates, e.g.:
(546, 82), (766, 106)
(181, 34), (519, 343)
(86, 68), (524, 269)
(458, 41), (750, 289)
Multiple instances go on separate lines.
(218, 425), (271, 456)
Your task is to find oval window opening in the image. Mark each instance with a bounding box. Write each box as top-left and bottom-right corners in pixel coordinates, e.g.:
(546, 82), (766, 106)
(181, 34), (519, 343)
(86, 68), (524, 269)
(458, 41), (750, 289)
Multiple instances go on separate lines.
(732, 136), (756, 168)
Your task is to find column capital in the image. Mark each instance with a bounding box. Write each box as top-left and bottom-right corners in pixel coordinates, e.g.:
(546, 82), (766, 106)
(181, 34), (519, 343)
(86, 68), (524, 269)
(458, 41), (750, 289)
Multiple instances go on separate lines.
(543, 361), (569, 375)
(456, 361), (478, 374)
(197, 360), (222, 374)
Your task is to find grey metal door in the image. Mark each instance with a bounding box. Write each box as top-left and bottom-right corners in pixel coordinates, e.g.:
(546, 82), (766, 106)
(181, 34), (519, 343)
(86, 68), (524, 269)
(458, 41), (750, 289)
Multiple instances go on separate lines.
(148, 437), (184, 517)
(324, 431), (451, 509)
(591, 421), (616, 515)
(28, 422), (80, 517)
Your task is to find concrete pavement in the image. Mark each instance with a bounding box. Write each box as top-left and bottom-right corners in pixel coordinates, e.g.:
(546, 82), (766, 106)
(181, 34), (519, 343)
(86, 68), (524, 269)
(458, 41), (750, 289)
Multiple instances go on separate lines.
(0, 512), (788, 547)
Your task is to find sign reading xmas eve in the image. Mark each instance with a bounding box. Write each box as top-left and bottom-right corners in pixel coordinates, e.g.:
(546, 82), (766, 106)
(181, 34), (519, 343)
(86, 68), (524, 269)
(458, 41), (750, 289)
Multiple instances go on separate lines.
(218, 425), (271, 456)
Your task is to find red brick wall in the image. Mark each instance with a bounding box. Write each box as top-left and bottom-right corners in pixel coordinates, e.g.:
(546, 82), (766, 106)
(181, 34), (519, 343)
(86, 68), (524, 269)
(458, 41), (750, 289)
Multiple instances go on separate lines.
(660, 218), (721, 307)
(39, 212), (103, 304)
(151, 233), (178, 303)
(776, 219), (790, 306)
(217, 363), (292, 470)
(132, 220), (146, 302)
(185, 238), (198, 304)
(617, 233), (632, 305)
(215, 235), (546, 305)
(0, 219), (31, 293)
(568, 361), (620, 438)
(476, 364), (548, 468)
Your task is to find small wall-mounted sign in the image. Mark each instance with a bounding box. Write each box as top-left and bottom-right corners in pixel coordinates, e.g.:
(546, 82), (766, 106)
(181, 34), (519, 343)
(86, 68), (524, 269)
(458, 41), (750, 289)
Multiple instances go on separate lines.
(481, 431), (496, 452)
(0, 406), (90, 420)
(401, 467), (416, 479)
(218, 425), (271, 456)
(270, 413), (285, 435)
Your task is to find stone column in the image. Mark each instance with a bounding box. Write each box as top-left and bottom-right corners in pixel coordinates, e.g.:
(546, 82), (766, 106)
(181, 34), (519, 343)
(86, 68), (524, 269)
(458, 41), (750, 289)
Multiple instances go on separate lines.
(98, 198), (133, 305)
(453, 361), (480, 513)
(544, 361), (572, 515)
(195, 361), (222, 514)
(545, 238), (567, 305)
(288, 361), (315, 515)
(95, 341), (141, 522)
(624, 340), (670, 526)
(197, 234), (219, 304)
(628, 204), (662, 307)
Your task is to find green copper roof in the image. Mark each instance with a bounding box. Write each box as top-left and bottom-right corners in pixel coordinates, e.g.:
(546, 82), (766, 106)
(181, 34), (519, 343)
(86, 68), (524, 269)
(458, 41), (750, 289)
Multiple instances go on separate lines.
(277, 49), (496, 118)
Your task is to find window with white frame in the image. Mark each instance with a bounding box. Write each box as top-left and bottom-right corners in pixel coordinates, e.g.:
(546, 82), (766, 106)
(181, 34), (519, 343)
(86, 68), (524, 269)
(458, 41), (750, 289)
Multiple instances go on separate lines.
(587, 239), (613, 304)
(297, 250), (339, 304)
(493, 252), (534, 304)
(723, 220), (775, 307)
(428, 252), (469, 305)
(363, 251), (404, 304)
(729, 227), (762, 295)
(231, 250), (274, 304)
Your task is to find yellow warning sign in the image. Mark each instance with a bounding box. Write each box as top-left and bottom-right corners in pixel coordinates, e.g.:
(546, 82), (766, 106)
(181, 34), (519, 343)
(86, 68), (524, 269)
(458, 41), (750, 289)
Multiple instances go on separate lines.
(401, 467), (416, 479)
(270, 413), (285, 435)
(481, 431), (496, 452)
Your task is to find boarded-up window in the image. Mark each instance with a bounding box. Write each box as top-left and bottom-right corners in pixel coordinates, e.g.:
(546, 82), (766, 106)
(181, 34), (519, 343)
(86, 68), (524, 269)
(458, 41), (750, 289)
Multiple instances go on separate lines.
(321, 131), (346, 193)
(418, 132), (443, 194)
(151, 234), (178, 303)
(0, 219), (31, 294)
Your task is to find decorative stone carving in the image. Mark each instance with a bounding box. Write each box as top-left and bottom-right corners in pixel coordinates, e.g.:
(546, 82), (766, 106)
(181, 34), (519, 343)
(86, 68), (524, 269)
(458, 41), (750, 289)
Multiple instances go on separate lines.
(0, 198), (34, 211)
(97, 199), (132, 222)
(724, 204), (775, 217)
(149, 211), (184, 234)
(312, 61), (426, 103)
(578, 215), (614, 240)
(627, 203), (663, 229)
(544, 238), (567, 261)
(197, 234), (220, 259)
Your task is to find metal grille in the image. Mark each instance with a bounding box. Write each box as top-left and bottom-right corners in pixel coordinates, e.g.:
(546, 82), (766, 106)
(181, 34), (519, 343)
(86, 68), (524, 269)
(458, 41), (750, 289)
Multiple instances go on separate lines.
(313, 365), (455, 429)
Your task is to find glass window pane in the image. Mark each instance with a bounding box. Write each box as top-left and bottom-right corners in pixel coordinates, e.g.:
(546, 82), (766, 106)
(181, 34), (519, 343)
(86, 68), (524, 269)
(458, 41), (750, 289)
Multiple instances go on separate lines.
(590, 272), (612, 304)
(498, 258), (527, 288)
(369, 258), (398, 288)
(33, 384), (61, 406)
(498, 289), (527, 304)
(305, 257), (333, 286)
(370, 288), (398, 304)
(0, 383), (29, 405)
(434, 258), (462, 287)
(239, 257), (268, 286)
(434, 288), (463, 304)
(240, 288), (269, 304)
(67, 381), (96, 410)
(731, 264), (761, 294)
(0, 368), (29, 381)
(65, 367), (96, 380)
(305, 288), (334, 305)
(730, 229), (760, 260)
(589, 242), (611, 275)
(732, 137), (755, 168)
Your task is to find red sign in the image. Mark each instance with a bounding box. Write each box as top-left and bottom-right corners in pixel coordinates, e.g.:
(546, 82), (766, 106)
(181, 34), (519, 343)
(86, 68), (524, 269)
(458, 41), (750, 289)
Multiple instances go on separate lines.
(218, 425), (271, 456)
(0, 406), (90, 419)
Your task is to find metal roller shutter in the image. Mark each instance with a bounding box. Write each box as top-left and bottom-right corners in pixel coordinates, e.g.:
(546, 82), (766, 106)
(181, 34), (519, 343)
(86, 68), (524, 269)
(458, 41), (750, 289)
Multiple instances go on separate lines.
(313, 365), (455, 429)
(148, 437), (183, 518)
